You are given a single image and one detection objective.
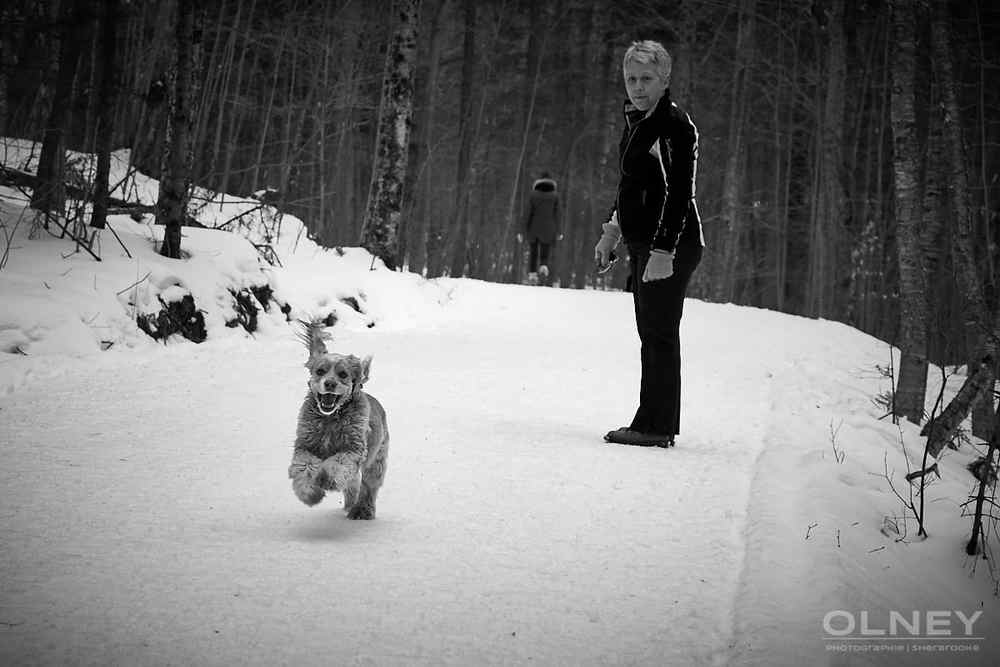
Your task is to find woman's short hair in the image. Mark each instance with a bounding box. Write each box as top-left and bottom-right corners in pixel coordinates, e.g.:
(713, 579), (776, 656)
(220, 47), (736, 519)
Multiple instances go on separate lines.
(623, 40), (672, 81)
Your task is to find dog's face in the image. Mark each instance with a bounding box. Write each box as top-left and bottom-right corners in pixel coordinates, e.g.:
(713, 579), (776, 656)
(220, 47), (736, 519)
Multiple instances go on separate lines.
(299, 319), (371, 416)
(307, 352), (370, 416)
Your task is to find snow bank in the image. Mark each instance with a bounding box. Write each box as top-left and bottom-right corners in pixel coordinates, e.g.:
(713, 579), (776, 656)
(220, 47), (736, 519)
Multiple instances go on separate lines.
(0, 159), (451, 394)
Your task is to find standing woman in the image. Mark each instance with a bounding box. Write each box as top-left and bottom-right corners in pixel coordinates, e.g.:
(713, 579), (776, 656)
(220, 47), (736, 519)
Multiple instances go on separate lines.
(519, 171), (562, 286)
(594, 40), (705, 448)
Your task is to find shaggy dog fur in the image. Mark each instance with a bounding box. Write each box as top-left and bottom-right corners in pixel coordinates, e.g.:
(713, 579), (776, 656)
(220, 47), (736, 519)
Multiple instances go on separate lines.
(287, 320), (389, 519)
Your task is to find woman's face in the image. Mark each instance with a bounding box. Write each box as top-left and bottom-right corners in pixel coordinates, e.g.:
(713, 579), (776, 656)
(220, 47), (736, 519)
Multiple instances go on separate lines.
(623, 60), (667, 112)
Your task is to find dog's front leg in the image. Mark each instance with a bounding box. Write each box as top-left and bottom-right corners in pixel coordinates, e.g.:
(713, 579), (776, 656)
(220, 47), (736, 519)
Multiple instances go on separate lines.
(288, 449), (326, 506)
(318, 452), (362, 496)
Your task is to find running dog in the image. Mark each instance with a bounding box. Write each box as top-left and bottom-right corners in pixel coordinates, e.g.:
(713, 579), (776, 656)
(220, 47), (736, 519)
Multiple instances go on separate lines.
(287, 320), (389, 519)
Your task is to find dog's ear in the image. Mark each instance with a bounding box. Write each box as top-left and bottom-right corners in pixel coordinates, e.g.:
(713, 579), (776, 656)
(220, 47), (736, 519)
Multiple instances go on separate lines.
(297, 318), (331, 363)
(358, 355), (372, 385)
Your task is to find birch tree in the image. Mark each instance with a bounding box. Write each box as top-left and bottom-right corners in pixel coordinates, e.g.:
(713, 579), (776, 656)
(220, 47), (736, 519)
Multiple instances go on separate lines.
(930, 0), (997, 440)
(889, 0), (927, 424)
(360, 0), (421, 271)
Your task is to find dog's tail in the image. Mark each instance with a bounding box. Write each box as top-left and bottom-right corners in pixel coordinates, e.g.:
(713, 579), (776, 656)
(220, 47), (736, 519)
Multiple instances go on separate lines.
(297, 317), (331, 359)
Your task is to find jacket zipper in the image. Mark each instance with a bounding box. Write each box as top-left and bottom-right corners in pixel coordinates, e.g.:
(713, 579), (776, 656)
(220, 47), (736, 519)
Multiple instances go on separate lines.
(618, 108), (663, 231)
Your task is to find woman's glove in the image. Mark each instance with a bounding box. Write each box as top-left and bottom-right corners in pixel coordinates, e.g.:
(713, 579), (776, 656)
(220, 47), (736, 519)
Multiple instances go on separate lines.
(594, 221), (621, 269)
(642, 249), (674, 282)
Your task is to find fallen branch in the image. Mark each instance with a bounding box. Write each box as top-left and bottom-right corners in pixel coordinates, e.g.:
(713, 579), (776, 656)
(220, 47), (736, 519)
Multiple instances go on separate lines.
(921, 356), (995, 459)
(1, 165), (194, 225)
(116, 271), (151, 296)
(37, 210), (103, 262)
(904, 463), (939, 483)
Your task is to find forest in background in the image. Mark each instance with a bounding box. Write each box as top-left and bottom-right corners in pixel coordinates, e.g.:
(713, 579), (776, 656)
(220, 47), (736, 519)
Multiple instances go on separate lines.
(1, 0), (998, 371)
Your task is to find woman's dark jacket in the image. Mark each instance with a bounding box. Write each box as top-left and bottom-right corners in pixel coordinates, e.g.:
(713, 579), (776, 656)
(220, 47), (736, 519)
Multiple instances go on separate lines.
(523, 177), (561, 243)
(608, 91), (704, 253)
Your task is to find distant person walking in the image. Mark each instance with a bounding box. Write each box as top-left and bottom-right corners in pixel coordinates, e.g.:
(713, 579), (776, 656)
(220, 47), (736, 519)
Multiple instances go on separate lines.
(519, 172), (562, 286)
(594, 40), (705, 448)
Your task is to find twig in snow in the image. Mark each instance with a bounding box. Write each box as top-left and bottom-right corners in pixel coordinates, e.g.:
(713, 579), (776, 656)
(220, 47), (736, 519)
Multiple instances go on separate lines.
(116, 271), (151, 296)
(829, 420), (846, 463)
(805, 522), (818, 540)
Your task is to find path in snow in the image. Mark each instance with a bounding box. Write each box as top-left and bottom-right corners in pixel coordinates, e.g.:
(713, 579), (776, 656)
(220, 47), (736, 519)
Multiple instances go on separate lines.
(1, 282), (778, 665)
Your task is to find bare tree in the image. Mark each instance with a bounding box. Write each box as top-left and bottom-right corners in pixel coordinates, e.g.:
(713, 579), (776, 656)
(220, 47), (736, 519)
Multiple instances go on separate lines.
(811, 0), (847, 318)
(402, 0), (447, 275)
(714, 0), (755, 302)
(89, 0), (119, 232)
(5, 0), (999, 362)
(0, 3), (17, 134)
(360, 0), (421, 270)
(444, 0), (477, 278)
(965, 401), (999, 556)
(29, 0), (84, 224)
(155, 0), (197, 258)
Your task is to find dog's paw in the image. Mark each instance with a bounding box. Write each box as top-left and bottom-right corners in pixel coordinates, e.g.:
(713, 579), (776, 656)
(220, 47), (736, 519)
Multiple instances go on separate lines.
(292, 476), (325, 507)
(343, 485), (359, 511)
(346, 504), (374, 520)
(296, 485), (325, 507)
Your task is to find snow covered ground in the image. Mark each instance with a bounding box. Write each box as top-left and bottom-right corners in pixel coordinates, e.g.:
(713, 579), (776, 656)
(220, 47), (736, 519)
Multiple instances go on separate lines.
(1, 160), (998, 665)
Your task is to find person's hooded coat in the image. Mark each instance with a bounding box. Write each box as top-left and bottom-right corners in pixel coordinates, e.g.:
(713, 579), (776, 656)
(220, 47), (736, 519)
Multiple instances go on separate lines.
(523, 177), (561, 244)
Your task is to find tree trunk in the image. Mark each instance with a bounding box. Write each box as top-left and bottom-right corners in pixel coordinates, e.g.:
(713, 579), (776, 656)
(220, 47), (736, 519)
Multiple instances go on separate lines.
(440, 0), (477, 278)
(715, 0), (755, 302)
(771, 0), (788, 312)
(812, 0), (847, 318)
(0, 4), (13, 135)
(30, 0), (83, 222)
(889, 0), (927, 424)
(359, 0), (420, 271)
(317, 17), (332, 242)
(424, 0), (467, 277)
(919, 50), (947, 353)
(571, 1), (607, 290)
(218, 0), (255, 197)
(965, 399), (1000, 556)
(403, 0), (445, 275)
(89, 0), (119, 231)
(930, 0), (997, 441)
(156, 0), (196, 258)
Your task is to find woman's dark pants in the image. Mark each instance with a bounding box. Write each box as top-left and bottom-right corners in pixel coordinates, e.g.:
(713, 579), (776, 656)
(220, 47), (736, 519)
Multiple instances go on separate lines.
(627, 243), (703, 436)
(529, 239), (552, 273)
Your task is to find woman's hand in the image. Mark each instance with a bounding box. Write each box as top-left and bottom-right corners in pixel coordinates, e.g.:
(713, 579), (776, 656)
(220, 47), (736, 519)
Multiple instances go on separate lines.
(642, 249), (674, 282)
(594, 221), (621, 268)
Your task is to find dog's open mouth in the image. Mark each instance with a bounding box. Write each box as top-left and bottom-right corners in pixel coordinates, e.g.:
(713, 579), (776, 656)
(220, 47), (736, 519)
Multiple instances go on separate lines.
(315, 392), (342, 415)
